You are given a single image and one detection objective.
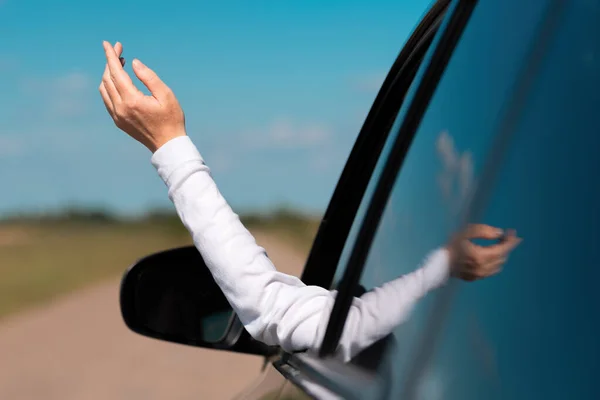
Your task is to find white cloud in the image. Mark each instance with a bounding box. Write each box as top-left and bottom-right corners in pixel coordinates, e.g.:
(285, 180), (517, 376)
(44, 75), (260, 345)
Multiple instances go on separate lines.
(350, 72), (387, 93)
(206, 149), (234, 174)
(53, 71), (90, 92)
(201, 117), (337, 174)
(243, 117), (333, 150)
(52, 72), (91, 116)
(21, 71), (92, 117)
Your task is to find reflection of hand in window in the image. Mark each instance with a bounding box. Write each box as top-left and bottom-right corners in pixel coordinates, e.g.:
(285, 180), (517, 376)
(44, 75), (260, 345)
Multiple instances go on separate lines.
(447, 224), (522, 281)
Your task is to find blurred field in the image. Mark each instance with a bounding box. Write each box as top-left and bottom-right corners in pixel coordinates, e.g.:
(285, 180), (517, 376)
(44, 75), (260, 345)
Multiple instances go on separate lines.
(0, 208), (320, 320)
(0, 223), (315, 399)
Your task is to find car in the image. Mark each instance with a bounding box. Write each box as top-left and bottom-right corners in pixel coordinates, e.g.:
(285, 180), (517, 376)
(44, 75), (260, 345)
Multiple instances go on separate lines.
(118, 0), (600, 398)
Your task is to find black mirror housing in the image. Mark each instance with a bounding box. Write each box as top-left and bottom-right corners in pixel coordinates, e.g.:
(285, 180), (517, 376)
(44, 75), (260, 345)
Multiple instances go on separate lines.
(120, 245), (278, 357)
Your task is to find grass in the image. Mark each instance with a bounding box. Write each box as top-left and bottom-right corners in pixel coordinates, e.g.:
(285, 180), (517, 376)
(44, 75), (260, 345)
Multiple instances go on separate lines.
(239, 208), (321, 250)
(0, 209), (320, 320)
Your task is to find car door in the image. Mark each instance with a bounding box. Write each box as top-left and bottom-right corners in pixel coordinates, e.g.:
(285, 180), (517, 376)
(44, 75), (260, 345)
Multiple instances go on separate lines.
(278, 0), (600, 399)
(319, 0), (560, 395)
(411, 1), (600, 399)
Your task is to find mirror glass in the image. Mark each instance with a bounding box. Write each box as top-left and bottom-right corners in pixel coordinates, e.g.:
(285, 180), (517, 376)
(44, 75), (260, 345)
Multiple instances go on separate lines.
(121, 246), (235, 345)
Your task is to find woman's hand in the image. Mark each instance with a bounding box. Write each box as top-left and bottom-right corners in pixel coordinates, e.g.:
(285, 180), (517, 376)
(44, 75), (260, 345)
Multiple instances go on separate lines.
(447, 224), (522, 281)
(99, 41), (186, 153)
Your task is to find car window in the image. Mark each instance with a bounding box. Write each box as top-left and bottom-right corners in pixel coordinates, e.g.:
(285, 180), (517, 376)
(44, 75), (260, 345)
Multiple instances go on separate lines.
(299, 0), (449, 291)
(331, 0), (554, 396)
(329, 1), (448, 291)
(411, 1), (600, 399)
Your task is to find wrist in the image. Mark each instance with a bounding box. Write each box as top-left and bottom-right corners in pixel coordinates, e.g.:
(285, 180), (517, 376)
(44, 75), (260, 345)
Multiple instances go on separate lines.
(149, 130), (187, 153)
(151, 135), (205, 186)
(420, 247), (453, 290)
(445, 244), (459, 278)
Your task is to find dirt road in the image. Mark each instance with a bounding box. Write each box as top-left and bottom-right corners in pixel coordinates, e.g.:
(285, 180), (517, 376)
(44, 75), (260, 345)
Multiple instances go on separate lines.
(0, 232), (307, 400)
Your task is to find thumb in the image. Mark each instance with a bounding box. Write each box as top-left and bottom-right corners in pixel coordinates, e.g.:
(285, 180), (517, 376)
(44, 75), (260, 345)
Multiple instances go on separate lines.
(132, 59), (169, 98)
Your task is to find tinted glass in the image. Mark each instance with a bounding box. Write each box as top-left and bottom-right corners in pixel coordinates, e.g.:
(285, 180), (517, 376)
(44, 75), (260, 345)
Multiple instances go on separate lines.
(348, 0), (553, 397)
(414, 1), (600, 399)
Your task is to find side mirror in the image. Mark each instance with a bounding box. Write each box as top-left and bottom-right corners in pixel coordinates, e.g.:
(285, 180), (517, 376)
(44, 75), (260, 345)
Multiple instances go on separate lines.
(120, 245), (278, 357)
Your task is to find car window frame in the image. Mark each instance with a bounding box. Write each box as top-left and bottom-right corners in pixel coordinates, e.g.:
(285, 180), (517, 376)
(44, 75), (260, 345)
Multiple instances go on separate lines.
(318, 0), (479, 359)
(299, 0), (452, 290)
(267, 0), (468, 398)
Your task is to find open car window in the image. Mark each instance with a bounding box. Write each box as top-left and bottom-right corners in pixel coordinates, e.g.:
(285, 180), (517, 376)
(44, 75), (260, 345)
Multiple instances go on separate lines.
(299, 0), (451, 291)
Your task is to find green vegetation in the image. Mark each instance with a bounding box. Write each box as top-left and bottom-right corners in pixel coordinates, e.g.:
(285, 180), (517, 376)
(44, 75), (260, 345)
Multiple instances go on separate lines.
(0, 208), (320, 320)
(239, 207), (321, 250)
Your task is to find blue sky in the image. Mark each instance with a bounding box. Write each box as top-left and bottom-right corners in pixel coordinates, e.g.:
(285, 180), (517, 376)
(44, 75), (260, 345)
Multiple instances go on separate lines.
(0, 0), (432, 216)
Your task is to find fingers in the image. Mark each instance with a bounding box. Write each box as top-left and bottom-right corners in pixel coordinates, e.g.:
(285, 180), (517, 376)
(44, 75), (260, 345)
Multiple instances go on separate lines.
(459, 255), (506, 281)
(99, 83), (112, 112)
(132, 58), (171, 99)
(478, 232), (522, 260)
(100, 42), (125, 111)
(103, 41), (136, 97)
(101, 63), (120, 107)
(115, 42), (125, 67)
(114, 42), (123, 58)
(462, 234), (521, 264)
(481, 257), (505, 276)
(463, 224), (522, 261)
(452, 226), (522, 282)
(464, 224), (504, 240)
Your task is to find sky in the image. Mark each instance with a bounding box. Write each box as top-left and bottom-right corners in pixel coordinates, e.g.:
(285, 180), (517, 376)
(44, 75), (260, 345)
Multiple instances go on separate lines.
(0, 0), (432, 216)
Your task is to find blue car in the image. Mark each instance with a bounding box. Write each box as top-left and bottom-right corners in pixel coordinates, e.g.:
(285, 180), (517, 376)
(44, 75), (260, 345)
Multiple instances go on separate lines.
(120, 0), (600, 398)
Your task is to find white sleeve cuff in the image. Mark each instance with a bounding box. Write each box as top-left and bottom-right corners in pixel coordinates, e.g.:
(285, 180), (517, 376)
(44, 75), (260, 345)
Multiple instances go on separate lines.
(421, 247), (451, 290)
(150, 136), (208, 187)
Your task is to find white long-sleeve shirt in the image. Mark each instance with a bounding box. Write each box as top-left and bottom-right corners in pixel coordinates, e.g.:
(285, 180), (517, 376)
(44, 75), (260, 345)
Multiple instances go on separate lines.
(151, 135), (451, 362)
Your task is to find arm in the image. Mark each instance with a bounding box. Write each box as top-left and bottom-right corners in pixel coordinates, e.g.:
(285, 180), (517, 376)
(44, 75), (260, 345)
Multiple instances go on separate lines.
(97, 42), (520, 361)
(152, 136), (451, 361)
